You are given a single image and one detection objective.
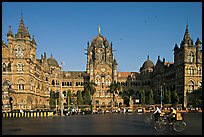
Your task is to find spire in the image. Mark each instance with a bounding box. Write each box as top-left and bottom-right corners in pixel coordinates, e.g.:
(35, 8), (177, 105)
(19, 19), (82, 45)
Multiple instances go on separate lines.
(195, 38), (202, 45)
(113, 57), (118, 65)
(24, 27), (30, 38)
(7, 26), (13, 37)
(15, 15), (26, 38)
(32, 35), (36, 44)
(147, 55), (150, 60)
(21, 8), (23, 19)
(98, 25), (101, 36)
(174, 43), (179, 51)
(181, 24), (193, 46)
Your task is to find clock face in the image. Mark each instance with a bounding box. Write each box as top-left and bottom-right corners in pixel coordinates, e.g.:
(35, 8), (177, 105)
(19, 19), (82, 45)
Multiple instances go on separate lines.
(16, 45), (24, 58)
(101, 68), (106, 72)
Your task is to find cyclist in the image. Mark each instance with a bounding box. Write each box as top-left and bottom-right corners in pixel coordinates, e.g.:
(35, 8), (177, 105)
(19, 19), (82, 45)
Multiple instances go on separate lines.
(168, 106), (177, 125)
(153, 105), (161, 121)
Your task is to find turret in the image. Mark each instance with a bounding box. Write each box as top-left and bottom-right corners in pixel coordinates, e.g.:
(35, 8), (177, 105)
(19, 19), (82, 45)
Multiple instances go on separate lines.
(32, 35), (36, 47)
(6, 26), (14, 45)
(195, 38), (202, 64)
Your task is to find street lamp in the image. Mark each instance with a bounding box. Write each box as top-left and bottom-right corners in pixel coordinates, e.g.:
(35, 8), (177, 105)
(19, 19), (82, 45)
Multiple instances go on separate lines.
(160, 83), (165, 108)
(59, 62), (64, 116)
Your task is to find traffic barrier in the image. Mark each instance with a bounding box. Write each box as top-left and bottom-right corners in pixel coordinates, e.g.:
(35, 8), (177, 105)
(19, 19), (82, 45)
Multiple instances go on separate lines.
(2, 111), (55, 118)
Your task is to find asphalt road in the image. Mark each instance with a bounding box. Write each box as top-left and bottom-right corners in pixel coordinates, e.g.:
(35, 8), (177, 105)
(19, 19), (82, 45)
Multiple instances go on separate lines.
(2, 112), (202, 135)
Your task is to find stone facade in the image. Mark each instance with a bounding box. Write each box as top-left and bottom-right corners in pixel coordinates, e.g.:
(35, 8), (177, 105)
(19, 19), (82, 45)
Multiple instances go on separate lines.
(2, 17), (202, 112)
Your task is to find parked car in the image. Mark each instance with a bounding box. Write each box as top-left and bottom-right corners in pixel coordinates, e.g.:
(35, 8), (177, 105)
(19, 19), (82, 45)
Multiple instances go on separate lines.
(126, 107), (133, 113)
(137, 107), (143, 113)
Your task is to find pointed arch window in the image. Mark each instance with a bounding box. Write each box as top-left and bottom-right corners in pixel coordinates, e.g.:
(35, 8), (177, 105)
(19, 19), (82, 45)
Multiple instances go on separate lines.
(7, 63), (11, 72)
(188, 51), (194, 63)
(188, 67), (194, 75)
(187, 80), (194, 93)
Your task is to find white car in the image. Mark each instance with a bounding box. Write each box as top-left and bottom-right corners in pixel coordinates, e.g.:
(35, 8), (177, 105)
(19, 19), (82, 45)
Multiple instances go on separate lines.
(137, 107), (143, 113)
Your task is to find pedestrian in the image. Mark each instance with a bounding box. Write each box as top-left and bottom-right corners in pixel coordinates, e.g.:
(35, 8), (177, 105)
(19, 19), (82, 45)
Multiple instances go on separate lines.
(154, 105), (161, 121)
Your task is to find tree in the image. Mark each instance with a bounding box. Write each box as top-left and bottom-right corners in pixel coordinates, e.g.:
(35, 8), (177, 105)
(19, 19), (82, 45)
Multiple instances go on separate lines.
(84, 81), (96, 106)
(163, 89), (171, 104)
(140, 89), (145, 104)
(153, 90), (160, 104)
(84, 89), (91, 105)
(171, 90), (179, 105)
(66, 90), (72, 107)
(187, 88), (202, 108)
(148, 89), (154, 105)
(121, 90), (130, 107)
(107, 82), (121, 108)
(49, 90), (55, 109)
(77, 91), (83, 105)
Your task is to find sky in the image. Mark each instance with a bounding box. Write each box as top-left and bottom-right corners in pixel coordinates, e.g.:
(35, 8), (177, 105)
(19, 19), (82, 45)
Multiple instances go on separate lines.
(2, 2), (202, 72)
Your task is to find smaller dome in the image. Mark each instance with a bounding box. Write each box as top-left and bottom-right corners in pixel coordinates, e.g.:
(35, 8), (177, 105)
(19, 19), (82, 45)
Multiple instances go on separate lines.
(141, 55), (154, 70)
(47, 55), (59, 67)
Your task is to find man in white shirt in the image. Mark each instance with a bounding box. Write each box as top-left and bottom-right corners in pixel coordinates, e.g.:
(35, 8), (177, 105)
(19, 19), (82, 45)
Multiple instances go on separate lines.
(154, 105), (161, 121)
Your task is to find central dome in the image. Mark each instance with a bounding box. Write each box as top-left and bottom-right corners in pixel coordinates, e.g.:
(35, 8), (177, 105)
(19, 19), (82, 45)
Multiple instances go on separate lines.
(91, 35), (108, 45)
(90, 26), (109, 47)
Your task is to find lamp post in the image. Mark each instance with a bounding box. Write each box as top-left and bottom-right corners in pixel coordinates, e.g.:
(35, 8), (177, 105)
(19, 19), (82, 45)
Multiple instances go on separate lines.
(55, 73), (58, 113)
(59, 62), (64, 116)
(160, 85), (163, 108)
(160, 83), (165, 108)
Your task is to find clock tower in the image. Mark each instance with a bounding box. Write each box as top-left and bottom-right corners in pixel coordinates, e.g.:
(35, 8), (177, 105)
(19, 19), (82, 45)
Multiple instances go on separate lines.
(85, 26), (119, 106)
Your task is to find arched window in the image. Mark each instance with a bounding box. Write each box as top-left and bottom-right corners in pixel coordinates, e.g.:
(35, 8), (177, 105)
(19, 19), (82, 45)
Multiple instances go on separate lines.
(17, 78), (25, 90)
(63, 91), (66, 97)
(187, 80), (194, 93)
(52, 80), (55, 85)
(188, 51), (194, 63)
(198, 67), (202, 75)
(3, 63), (6, 72)
(188, 67), (194, 75)
(7, 63), (11, 72)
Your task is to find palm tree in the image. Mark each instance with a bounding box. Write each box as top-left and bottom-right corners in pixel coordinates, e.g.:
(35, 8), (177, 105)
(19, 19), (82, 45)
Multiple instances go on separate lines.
(77, 91), (83, 105)
(66, 90), (72, 108)
(107, 82), (121, 108)
(148, 89), (154, 105)
(84, 81), (96, 107)
(121, 88), (134, 107)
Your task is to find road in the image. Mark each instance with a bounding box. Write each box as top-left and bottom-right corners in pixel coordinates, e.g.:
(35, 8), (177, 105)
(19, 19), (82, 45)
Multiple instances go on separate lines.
(2, 112), (202, 135)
